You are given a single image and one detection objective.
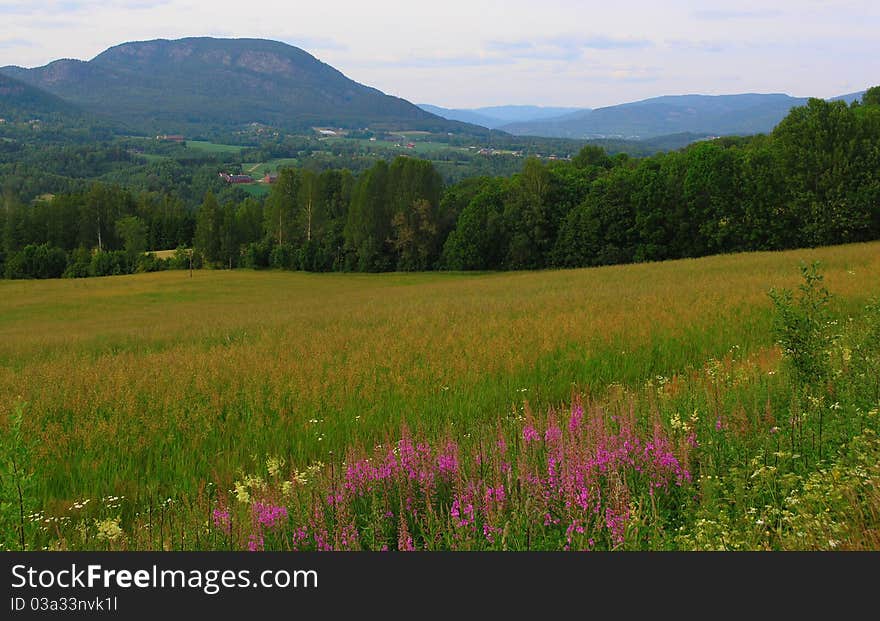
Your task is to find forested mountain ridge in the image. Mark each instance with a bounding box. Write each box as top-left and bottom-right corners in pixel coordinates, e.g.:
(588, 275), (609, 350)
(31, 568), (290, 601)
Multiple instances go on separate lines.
(0, 72), (84, 122)
(1, 38), (486, 136)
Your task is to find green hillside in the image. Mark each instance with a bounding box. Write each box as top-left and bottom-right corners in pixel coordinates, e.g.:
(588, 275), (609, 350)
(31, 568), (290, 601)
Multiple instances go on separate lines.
(0, 73), (83, 123)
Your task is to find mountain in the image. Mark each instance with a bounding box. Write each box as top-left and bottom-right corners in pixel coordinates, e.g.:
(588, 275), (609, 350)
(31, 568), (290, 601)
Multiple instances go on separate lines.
(499, 93), (819, 139)
(418, 105), (505, 129)
(1, 37), (484, 135)
(830, 91), (867, 104)
(419, 104), (586, 129)
(0, 72), (83, 123)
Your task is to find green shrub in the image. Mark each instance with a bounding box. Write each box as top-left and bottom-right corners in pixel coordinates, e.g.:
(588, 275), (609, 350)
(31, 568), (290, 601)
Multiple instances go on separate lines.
(89, 250), (132, 277)
(768, 261), (833, 387)
(63, 247), (93, 278)
(269, 243), (296, 270)
(4, 243), (68, 279)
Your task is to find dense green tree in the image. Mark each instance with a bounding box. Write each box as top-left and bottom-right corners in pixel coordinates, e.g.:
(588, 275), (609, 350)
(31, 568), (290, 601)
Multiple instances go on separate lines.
(5, 243), (68, 279)
(115, 215), (148, 257)
(572, 145), (613, 170)
(442, 179), (508, 270)
(385, 158), (444, 270)
(235, 198), (264, 247)
(503, 157), (553, 269)
(774, 98), (872, 245)
(219, 202), (240, 269)
(264, 169), (300, 246)
(862, 86), (880, 107)
(345, 160), (392, 272)
(682, 142), (743, 254)
(194, 191), (222, 264)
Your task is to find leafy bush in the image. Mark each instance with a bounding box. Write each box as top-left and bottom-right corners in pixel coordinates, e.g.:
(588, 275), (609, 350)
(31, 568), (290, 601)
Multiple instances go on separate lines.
(89, 250), (132, 277)
(269, 243), (296, 270)
(4, 243), (68, 279)
(63, 247), (93, 278)
(769, 262), (833, 387)
(135, 253), (170, 273)
(168, 246), (200, 270)
(242, 240), (273, 269)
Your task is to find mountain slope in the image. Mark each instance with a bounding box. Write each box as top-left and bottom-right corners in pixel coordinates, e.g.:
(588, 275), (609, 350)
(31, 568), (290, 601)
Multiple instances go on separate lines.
(418, 105), (505, 129)
(419, 104), (586, 129)
(0, 72), (84, 123)
(830, 91), (867, 104)
(501, 93), (813, 139)
(2, 38), (482, 135)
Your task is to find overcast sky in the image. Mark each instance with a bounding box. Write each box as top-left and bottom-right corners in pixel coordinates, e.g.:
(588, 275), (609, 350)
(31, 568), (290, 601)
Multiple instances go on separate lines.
(1, 1), (877, 108)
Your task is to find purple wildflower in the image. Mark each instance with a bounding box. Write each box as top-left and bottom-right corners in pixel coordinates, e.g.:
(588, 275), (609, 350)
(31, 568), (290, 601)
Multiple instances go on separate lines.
(253, 502), (288, 529)
(247, 534), (264, 552)
(523, 424), (540, 445)
(212, 507), (231, 530)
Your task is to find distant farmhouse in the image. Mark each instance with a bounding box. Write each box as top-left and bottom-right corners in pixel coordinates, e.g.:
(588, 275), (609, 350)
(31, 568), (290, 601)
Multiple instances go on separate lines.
(219, 172), (254, 184)
(262, 173), (278, 184)
(157, 134), (185, 143)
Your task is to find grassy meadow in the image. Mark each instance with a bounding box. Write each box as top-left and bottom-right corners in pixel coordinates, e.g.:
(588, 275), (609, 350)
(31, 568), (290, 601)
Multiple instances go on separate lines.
(184, 140), (245, 155)
(2, 242), (879, 550)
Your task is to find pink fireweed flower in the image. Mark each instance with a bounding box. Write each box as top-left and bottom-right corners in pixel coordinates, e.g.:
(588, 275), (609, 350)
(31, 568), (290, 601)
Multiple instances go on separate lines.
(483, 523), (502, 544)
(339, 522), (359, 550)
(247, 534), (264, 552)
(253, 502), (288, 529)
(569, 403), (584, 434)
(715, 417), (724, 431)
(523, 424), (540, 445)
(437, 442), (459, 477)
(398, 514), (416, 551)
(290, 527), (309, 551)
(484, 485), (506, 505)
(212, 507), (231, 530)
(604, 507), (629, 546)
(450, 495), (476, 528)
(544, 424), (562, 444)
(398, 533), (415, 552)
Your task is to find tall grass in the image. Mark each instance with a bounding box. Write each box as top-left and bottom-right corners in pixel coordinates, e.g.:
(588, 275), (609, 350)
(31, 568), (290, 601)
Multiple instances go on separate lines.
(1, 242), (879, 550)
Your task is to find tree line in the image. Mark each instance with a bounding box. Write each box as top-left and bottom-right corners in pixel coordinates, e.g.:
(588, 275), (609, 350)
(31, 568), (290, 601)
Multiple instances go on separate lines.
(2, 89), (879, 279)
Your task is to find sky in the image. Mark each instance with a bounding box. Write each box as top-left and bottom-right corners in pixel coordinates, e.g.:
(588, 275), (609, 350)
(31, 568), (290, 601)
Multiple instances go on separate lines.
(0, 0), (877, 109)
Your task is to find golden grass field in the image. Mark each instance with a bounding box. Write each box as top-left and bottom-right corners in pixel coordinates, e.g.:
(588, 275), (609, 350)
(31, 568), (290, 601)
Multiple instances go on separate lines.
(2, 242), (879, 510)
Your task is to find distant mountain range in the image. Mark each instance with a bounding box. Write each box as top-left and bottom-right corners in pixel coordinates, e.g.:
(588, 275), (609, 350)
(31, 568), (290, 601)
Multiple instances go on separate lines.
(1, 37), (485, 136)
(418, 104), (585, 130)
(830, 91), (868, 104)
(0, 37), (870, 143)
(425, 91), (870, 139)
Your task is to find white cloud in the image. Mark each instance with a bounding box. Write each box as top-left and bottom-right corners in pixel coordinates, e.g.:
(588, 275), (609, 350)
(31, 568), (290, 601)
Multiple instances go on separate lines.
(0, 1), (877, 107)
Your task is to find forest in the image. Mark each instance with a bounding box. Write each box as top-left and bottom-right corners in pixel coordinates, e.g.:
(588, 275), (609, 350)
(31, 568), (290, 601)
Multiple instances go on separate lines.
(1, 89), (878, 279)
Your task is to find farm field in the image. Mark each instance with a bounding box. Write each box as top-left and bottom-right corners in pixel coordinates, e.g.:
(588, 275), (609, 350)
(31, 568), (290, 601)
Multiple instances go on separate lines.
(244, 158), (299, 177)
(327, 135), (469, 155)
(2, 242), (879, 551)
(184, 140), (245, 155)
